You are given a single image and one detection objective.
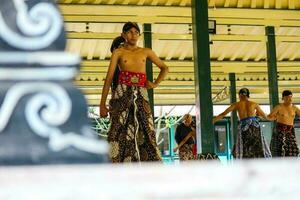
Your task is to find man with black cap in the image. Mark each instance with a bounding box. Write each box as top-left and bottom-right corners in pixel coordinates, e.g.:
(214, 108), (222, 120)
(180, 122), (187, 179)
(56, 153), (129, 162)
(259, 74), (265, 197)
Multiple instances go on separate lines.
(100, 22), (168, 162)
(213, 88), (271, 159)
(268, 90), (300, 157)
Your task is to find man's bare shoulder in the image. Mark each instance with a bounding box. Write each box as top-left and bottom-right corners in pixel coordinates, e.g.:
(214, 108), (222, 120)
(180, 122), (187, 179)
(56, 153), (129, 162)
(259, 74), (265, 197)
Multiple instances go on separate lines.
(292, 104), (299, 110)
(232, 101), (239, 106)
(141, 47), (154, 54)
(112, 48), (123, 55)
(242, 100), (257, 106)
(273, 104), (284, 111)
(142, 47), (152, 51)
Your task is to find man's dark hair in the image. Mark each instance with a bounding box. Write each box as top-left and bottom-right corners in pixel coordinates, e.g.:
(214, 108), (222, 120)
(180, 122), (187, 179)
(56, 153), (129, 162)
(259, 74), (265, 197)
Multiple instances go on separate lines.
(110, 36), (125, 53)
(239, 88), (250, 98)
(110, 36), (125, 91)
(282, 90), (293, 98)
(122, 22), (140, 33)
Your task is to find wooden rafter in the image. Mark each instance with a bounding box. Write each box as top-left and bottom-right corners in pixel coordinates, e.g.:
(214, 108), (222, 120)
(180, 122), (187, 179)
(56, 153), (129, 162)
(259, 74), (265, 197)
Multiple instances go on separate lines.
(264, 0), (270, 9)
(224, 0), (231, 7)
(275, 0), (282, 9)
(251, 0), (257, 8)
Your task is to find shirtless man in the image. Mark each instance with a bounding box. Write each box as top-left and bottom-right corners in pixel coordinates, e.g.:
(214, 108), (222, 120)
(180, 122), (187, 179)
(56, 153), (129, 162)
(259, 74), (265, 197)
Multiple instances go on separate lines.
(268, 90), (300, 157)
(213, 88), (271, 159)
(100, 22), (168, 162)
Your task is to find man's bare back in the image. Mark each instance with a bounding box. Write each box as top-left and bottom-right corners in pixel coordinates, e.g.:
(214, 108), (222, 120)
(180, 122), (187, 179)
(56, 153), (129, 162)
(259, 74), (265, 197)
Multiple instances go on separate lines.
(236, 100), (259, 120)
(213, 93), (267, 124)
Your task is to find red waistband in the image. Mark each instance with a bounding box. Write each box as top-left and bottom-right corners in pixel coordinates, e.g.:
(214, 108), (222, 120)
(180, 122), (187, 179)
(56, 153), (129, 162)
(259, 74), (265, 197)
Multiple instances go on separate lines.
(276, 122), (294, 131)
(118, 71), (147, 87)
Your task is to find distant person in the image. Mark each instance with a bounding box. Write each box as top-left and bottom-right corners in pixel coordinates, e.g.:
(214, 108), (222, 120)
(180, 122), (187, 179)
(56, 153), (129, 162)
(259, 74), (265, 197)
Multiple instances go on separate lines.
(174, 114), (196, 160)
(268, 90), (300, 157)
(213, 88), (271, 159)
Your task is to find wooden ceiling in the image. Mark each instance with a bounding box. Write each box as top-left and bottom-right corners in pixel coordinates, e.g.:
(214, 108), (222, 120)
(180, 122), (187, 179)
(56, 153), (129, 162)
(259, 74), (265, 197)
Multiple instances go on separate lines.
(57, 0), (300, 105)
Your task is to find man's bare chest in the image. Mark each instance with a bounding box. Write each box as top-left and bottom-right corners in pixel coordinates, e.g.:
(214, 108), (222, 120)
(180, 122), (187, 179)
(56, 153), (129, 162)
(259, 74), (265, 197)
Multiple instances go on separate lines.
(278, 107), (295, 118)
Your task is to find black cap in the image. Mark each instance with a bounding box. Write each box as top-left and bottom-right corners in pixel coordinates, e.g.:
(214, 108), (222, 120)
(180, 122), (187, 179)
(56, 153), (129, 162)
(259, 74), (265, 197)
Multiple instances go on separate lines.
(122, 22), (140, 33)
(239, 88), (250, 98)
(282, 90), (292, 98)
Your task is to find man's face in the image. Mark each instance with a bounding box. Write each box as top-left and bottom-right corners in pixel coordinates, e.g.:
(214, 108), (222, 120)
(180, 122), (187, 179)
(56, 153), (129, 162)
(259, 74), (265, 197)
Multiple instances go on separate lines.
(184, 117), (192, 126)
(122, 27), (140, 44)
(283, 95), (292, 104)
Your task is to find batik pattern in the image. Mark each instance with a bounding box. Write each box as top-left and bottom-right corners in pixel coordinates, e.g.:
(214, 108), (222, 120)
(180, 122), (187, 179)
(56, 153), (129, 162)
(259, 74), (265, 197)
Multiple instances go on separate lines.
(107, 83), (161, 162)
(234, 117), (271, 159)
(270, 122), (299, 157)
(179, 144), (195, 161)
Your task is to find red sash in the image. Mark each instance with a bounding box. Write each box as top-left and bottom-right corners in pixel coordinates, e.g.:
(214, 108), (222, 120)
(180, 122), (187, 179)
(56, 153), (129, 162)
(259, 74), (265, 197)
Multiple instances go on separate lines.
(118, 71), (147, 87)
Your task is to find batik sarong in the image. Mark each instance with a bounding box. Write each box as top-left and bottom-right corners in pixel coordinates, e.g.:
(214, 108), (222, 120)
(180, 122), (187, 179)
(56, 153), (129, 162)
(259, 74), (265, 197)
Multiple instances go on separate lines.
(107, 71), (161, 162)
(270, 122), (299, 157)
(179, 144), (195, 161)
(234, 117), (271, 159)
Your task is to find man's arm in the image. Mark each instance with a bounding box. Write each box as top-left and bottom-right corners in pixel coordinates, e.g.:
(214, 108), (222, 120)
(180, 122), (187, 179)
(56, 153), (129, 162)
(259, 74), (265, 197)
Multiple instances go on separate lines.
(173, 130), (195, 152)
(213, 103), (236, 124)
(256, 103), (268, 119)
(267, 105), (280, 121)
(295, 105), (300, 117)
(99, 50), (119, 117)
(145, 48), (169, 89)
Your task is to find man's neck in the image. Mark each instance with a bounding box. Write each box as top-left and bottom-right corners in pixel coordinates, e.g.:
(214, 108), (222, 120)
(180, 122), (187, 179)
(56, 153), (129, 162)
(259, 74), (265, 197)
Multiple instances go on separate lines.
(184, 123), (191, 127)
(240, 97), (248, 102)
(283, 102), (292, 107)
(124, 43), (138, 50)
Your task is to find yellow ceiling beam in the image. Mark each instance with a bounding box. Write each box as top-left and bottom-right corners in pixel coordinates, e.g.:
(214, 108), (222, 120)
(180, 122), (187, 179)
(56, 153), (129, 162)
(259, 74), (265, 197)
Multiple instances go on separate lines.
(82, 87), (300, 96)
(212, 34), (265, 42)
(275, 0), (282, 9)
(67, 32), (118, 39)
(212, 18), (300, 27)
(224, 0), (231, 8)
(67, 32), (300, 43)
(80, 87), (300, 95)
(289, 0), (296, 9)
(179, 0), (188, 6)
(67, 32), (274, 42)
(237, 0), (243, 8)
(60, 5), (300, 20)
(79, 60), (300, 73)
(63, 15), (191, 24)
(137, 0), (146, 6)
(75, 79), (300, 88)
(59, 5), (192, 16)
(77, 68), (300, 74)
(264, 0), (270, 9)
(63, 15), (300, 27)
(60, 5), (300, 26)
(277, 36), (300, 43)
(79, 87), (269, 95)
(76, 72), (299, 83)
(84, 97), (300, 106)
(210, 8), (300, 20)
(251, 0), (257, 8)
